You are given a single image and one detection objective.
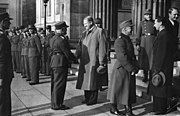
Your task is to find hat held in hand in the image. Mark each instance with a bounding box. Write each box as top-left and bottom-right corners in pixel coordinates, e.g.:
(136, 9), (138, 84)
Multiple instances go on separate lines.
(97, 65), (106, 74)
(152, 72), (166, 87)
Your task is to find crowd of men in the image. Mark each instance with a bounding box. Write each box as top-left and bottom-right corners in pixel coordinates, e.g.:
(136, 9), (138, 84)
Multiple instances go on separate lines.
(0, 6), (180, 116)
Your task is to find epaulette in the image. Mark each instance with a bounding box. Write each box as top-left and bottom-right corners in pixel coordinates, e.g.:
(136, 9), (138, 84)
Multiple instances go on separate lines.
(118, 35), (122, 39)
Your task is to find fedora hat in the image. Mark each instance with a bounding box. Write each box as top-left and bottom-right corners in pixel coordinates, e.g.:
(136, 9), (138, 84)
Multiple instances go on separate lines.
(55, 21), (69, 29)
(144, 9), (152, 15)
(0, 12), (13, 22)
(152, 72), (166, 87)
(97, 66), (106, 74)
(119, 19), (134, 29)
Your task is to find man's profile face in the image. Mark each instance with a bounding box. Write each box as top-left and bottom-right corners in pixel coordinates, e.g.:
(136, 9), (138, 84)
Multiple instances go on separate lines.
(169, 9), (179, 21)
(83, 19), (92, 30)
(144, 14), (152, 21)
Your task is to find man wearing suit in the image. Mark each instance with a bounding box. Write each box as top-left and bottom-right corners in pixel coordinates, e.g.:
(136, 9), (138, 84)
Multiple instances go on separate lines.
(165, 7), (180, 112)
(166, 7), (179, 58)
(28, 25), (42, 85)
(50, 21), (76, 110)
(0, 12), (14, 116)
(75, 16), (107, 106)
(148, 16), (174, 115)
(107, 19), (139, 116)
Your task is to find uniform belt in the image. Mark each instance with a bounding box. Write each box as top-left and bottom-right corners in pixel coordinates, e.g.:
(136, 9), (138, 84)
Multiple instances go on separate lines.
(142, 33), (154, 36)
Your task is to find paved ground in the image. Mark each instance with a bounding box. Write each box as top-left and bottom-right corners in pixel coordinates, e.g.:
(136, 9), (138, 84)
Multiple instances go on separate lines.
(11, 61), (180, 116)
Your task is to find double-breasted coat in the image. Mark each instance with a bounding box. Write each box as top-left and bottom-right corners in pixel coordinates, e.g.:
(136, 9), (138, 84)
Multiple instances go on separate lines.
(148, 29), (174, 98)
(137, 20), (156, 70)
(107, 33), (138, 105)
(76, 26), (107, 91)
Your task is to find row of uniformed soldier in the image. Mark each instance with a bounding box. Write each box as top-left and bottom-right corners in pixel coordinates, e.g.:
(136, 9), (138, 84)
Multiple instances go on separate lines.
(7, 24), (55, 85)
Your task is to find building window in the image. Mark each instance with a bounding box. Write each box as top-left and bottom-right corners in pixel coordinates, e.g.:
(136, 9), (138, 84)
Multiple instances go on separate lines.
(56, 0), (60, 15)
(118, 0), (132, 10)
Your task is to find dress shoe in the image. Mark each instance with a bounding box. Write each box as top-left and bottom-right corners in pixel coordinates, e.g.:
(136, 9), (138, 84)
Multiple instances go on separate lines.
(110, 108), (124, 115)
(86, 101), (97, 106)
(26, 79), (31, 81)
(51, 105), (70, 110)
(22, 76), (26, 78)
(29, 82), (39, 85)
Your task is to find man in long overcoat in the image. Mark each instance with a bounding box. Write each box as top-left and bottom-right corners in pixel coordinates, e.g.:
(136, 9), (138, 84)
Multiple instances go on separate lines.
(148, 16), (174, 115)
(0, 12), (14, 116)
(107, 19), (139, 116)
(75, 16), (107, 106)
(137, 9), (156, 82)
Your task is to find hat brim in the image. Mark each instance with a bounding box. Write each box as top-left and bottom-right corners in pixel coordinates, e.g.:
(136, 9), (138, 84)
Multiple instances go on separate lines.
(152, 72), (166, 87)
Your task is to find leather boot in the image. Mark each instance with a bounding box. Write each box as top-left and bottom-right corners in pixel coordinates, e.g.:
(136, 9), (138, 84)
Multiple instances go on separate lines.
(110, 103), (124, 115)
(124, 105), (136, 116)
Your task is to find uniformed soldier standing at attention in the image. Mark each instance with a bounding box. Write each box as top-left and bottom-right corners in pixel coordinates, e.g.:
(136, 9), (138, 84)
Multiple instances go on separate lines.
(45, 25), (55, 76)
(0, 12), (14, 116)
(137, 9), (156, 82)
(49, 21), (76, 110)
(28, 25), (42, 85)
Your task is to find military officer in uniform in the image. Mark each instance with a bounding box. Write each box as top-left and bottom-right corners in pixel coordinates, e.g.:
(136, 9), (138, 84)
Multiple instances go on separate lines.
(49, 21), (76, 110)
(137, 9), (156, 82)
(45, 25), (55, 76)
(0, 12), (14, 116)
(28, 25), (42, 85)
(107, 19), (139, 116)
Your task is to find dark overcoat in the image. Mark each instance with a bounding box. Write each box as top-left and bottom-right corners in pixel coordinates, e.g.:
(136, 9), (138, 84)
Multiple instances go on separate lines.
(148, 29), (174, 98)
(165, 19), (179, 60)
(76, 26), (107, 90)
(0, 29), (14, 116)
(107, 33), (138, 105)
(137, 20), (156, 70)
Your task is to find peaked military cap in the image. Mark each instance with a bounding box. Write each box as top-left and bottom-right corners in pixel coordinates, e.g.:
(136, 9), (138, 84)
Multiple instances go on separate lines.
(144, 9), (152, 15)
(119, 19), (134, 29)
(94, 18), (102, 24)
(55, 21), (69, 29)
(28, 24), (36, 30)
(0, 12), (13, 22)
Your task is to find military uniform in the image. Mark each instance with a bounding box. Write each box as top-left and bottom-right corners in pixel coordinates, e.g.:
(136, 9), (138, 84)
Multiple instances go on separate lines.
(137, 19), (156, 79)
(21, 35), (30, 80)
(10, 34), (21, 72)
(50, 21), (76, 110)
(45, 31), (55, 76)
(28, 33), (42, 84)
